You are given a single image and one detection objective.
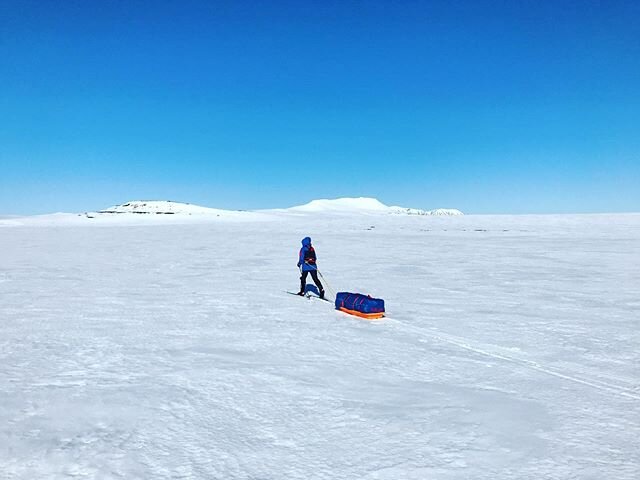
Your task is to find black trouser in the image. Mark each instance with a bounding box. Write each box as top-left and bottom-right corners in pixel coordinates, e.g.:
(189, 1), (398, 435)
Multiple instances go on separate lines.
(300, 270), (323, 293)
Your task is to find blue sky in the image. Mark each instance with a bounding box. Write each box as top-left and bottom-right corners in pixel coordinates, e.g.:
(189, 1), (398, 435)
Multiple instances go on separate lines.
(1, 0), (639, 214)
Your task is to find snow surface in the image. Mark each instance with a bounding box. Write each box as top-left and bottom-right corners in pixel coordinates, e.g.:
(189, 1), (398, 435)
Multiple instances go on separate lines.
(1, 211), (639, 479)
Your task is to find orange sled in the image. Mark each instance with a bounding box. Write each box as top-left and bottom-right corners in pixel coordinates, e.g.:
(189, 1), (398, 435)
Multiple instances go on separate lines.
(338, 307), (385, 320)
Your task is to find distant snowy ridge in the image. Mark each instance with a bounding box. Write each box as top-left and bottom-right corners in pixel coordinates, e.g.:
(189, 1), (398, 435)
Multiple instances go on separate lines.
(96, 198), (463, 217)
(98, 200), (239, 215)
(388, 206), (464, 216)
(287, 197), (464, 216)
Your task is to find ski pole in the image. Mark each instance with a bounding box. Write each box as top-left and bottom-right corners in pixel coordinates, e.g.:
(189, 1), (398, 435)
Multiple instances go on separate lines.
(317, 269), (336, 299)
(303, 261), (335, 299)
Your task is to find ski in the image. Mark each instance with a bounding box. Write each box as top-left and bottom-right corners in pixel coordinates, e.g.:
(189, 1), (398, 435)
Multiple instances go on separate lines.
(285, 290), (310, 298)
(285, 290), (333, 302)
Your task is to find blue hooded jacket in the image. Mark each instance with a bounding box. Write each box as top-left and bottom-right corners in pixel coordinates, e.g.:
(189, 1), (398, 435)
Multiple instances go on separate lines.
(297, 237), (317, 272)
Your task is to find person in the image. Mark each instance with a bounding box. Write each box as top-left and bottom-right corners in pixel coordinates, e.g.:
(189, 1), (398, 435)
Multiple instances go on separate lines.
(297, 236), (325, 298)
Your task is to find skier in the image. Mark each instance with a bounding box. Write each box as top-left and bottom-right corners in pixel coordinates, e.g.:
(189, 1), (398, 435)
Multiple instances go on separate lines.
(297, 236), (325, 298)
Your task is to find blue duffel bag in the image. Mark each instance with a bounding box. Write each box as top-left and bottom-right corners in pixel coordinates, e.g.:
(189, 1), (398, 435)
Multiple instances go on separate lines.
(335, 292), (385, 315)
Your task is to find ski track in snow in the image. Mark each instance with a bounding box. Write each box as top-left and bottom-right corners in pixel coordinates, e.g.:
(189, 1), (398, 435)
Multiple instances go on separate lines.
(390, 319), (640, 401)
(1, 212), (639, 479)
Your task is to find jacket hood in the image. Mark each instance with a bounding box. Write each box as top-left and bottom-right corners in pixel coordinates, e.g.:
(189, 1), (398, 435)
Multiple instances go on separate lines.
(301, 237), (311, 247)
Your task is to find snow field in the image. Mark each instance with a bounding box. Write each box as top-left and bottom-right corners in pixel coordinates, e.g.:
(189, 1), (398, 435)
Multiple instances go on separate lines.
(1, 213), (639, 479)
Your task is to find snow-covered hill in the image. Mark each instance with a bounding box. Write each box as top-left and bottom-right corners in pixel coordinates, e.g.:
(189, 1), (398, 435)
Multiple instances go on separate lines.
(80, 197), (463, 221)
(388, 206), (464, 216)
(287, 197), (390, 213)
(99, 200), (237, 215)
(287, 197), (464, 216)
(0, 198), (463, 227)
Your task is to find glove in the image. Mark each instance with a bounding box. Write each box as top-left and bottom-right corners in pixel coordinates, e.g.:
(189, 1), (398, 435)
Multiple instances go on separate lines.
(297, 262), (301, 267)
